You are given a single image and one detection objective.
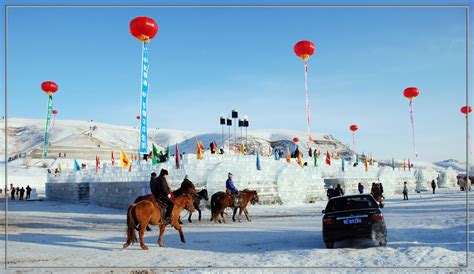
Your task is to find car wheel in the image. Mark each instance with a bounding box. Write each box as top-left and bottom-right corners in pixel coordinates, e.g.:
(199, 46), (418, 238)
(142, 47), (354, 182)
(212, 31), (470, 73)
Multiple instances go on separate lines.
(325, 242), (334, 248)
(379, 238), (387, 246)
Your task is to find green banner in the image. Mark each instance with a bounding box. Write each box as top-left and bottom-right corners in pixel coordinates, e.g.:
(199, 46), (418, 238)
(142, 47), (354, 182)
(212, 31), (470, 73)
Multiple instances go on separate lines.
(43, 95), (53, 158)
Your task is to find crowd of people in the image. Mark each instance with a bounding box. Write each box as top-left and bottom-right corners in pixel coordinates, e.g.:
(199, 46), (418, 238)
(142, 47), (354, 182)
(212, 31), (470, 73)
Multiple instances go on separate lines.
(9, 184), (32, 201)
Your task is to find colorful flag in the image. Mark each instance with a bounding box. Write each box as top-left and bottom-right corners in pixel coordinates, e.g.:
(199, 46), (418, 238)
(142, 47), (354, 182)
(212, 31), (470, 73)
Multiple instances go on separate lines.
(365, 159), (369, 172)
(111, 151), (115, 166)
(175, 143), (180, 169)
(326, 151), (331, 165)
(119, 150), (131, 169)
(314, 154), (318, 167)
(286, 147), (291, 163)
(256, 151), (261, 171)
(166, 144), (171, 161)
(297, 151), (303, 167)
(196, 139), (203, 160)
(95, 155), (99, 174)
(342, 157), (345, 172)
(370, 154), (374, 165)
(408, 159), (411, 171)
(43, 95), (54, 158)
(139, 42), (149, 154)
(403, 159), (407, 171)
(57, 163), (62, 173)
(74, 159), (81, 171)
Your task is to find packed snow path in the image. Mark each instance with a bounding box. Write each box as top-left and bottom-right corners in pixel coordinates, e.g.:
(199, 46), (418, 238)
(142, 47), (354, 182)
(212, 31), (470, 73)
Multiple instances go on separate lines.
(0, 190), (471, 269)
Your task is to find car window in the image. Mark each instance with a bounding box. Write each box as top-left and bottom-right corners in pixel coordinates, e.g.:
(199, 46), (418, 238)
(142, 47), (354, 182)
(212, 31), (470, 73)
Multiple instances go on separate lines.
(325, 196), (377, 213)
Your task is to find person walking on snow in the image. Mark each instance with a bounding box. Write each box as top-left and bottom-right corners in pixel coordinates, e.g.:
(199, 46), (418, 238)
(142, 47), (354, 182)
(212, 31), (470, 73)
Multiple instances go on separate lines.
(358, 182), (364, 194)
(26, 185), (32, 200)
(431, 180), (437, 194)
(403, 182), (409, 200)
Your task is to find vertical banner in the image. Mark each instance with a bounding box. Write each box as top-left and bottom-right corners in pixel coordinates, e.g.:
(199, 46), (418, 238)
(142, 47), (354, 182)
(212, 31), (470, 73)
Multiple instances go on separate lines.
(139, 42), (149, 155)
(304, 60), (311, 142)
(43, 95), (53, 158)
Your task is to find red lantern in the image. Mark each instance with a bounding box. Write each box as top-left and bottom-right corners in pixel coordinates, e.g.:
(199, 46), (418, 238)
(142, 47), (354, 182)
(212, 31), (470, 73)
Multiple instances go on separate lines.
(403, 87), (419, 100)
(52, 109), (58, 115)
(461, 106), (472, 115)
(41, 81), (58, 95)
(294, 40), (316, 61)
(130, 17), (158, 42)
(136, 115), (140, 120)
(349, 125), (358, 132)
(293, 137), (299, 143)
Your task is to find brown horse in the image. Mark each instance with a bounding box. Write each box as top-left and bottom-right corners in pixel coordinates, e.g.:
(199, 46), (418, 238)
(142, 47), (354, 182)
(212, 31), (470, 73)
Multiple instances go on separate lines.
(210, 189), (259, 223)
(371, 183), (384, 208)
(123, 194), (195, 250)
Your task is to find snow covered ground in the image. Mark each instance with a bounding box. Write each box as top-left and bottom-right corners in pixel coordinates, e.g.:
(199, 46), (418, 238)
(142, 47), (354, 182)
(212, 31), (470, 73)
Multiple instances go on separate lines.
(0, 189), (472, 272)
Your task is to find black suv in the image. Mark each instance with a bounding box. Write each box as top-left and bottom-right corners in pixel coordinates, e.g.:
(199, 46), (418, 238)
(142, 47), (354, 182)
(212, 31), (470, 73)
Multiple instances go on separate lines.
(322, 194), (387, 248)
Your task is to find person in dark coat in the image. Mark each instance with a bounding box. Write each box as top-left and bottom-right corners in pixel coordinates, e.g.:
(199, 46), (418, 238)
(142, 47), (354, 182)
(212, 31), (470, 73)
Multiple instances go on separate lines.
(403, 182), (408, 200)
(334, 184), (344, 196)
(327, 185), (335, 199)
(15, 187), (20, 199)
(380, 183), (385, 198)
(149, 172), (157, 195)
(358, 182), (364, 194)
(308, 148), (313, 157)
(19, 187), (25, 200)
(293, 147), (300, 158)
(226, 172), (240, 205)
(26, 185), (32, 200)
(431, 180), (437, 194)
(10, 187), (15, 200)
(153, 169), (174, 221)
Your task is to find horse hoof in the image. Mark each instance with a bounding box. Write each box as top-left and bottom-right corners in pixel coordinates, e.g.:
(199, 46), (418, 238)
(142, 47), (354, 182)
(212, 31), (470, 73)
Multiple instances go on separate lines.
(123, 243), (129, 248)
(141, 245), (149, 250)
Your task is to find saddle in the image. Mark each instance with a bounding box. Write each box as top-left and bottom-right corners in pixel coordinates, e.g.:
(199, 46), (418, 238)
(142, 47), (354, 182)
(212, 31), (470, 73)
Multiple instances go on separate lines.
(154, 198), (170, 221)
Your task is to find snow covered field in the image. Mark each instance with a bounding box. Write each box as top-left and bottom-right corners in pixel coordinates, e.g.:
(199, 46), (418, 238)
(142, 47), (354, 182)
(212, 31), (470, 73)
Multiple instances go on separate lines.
(0, 190), (471, 272)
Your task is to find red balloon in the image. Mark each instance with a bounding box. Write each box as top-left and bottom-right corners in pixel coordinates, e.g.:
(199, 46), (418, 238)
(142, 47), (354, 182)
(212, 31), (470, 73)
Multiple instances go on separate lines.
(294, 40), (315, 61)
(461, 106), (472, 114)
(136, 116), (140, 120)
(293, 137), (299, 143)
(52, 109), (58, 115)
(403, 87), (419, 100)
(130, 16), (158, 42)
(349, 125), (358, 132)
(41, 81), (58, 95)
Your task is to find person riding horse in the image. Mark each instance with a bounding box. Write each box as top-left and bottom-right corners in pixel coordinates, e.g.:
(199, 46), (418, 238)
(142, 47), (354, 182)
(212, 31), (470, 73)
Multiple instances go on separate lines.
(226, 172), (240, 206)
(152, 169), (174, 221)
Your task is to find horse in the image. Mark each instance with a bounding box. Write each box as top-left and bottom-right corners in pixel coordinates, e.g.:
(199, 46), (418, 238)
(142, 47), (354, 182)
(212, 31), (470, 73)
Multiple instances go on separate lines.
(371, 183), (384, 208)
(123, 193), (195, 250)
(210, 189), (259, 223)
(187, 189), (209, 223)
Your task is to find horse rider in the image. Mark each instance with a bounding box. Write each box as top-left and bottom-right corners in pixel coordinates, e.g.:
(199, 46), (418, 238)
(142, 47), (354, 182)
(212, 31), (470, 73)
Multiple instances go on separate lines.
(226, 172), (240, 206)
(153, 169), (174, 221)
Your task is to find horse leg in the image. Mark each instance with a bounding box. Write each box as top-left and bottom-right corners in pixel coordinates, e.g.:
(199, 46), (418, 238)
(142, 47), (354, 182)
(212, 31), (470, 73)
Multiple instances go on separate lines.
(188, 211), (193, 223)
(244, 208), (251, 222)
(139, 224), (148, 250)
(232, 207), (238, 222)
(198, 207), (202, 221)
(158, 224), (166, 247)
(238, 208), (243, 222)
(220, 210), (226, 223)
(172, 222), (185, 243)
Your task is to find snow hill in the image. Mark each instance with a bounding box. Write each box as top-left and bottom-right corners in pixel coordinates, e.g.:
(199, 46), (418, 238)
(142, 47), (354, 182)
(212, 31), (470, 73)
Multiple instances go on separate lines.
(1, 118), (350, 161)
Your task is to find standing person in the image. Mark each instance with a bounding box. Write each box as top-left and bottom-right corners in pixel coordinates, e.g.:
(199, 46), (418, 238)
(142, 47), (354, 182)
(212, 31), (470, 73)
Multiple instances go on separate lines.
(10, 187), (15, 200)
(358, 182), (364, 194)
(327, 185), (335, 199)
(334, 184), (344, 197)
(15, 186), (20, 199)
(19, 187), (25, 200)
(403, 182), (409, 200)
(308, 148), (313, 157)
(26, 185), (32, 200)
(153, 169), (174, 221)
(431, 180), (437, 194)
(149, 172), (157, 195)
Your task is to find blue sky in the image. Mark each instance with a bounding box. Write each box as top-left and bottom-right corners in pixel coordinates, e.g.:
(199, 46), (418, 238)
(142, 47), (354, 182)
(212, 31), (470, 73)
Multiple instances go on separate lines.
(2, 1), (471, 162)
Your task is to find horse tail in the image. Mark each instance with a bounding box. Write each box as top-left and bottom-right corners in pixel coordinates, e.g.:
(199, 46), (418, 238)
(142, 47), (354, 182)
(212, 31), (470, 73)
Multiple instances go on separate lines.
(210, 194), (219, 221)
(125, 204), (137, 246)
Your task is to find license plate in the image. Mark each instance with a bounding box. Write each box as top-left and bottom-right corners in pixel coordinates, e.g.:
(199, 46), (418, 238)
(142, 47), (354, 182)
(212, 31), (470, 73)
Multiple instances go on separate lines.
(343, 217), (362, 225)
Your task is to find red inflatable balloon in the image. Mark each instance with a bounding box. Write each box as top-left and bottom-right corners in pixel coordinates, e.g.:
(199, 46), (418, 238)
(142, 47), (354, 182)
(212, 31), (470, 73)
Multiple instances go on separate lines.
(349, 125), (358, 132)
(130, 16), (158, 42)
(52, 109), (58, 115)
(294, 40), (315, 61)
(136, 115), (140, 120)
(403, 87), (419, 100)
(461, 106), (472, 115)
(41, 81), (58, 95)
(293, 137), (299, 143)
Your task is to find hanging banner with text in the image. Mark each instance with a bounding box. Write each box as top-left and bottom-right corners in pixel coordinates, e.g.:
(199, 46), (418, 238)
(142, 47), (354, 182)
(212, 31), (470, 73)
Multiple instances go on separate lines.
(139, 42), (149, 154)
(43, 95), (53, 158)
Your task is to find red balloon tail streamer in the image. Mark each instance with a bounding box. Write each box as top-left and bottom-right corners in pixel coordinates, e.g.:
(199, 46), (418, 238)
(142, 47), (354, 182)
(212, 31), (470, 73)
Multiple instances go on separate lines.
(304, 60), (311, 142)
(409, 100), (418, 157)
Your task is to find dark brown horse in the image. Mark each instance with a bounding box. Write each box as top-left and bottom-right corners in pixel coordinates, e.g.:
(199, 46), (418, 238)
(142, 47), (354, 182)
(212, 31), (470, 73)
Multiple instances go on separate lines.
(123, 194), (195, 250)
(371, 183), (384, 208)
(210, 189), (259, 223)
(188, 189), (209, 223)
